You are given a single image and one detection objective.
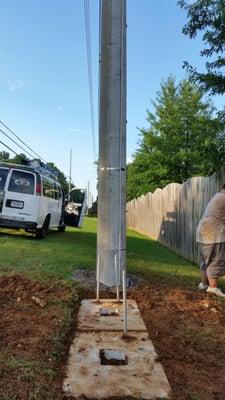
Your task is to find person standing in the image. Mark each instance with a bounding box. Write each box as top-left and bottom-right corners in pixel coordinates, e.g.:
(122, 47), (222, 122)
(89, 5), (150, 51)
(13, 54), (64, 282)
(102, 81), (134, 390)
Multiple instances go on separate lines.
(197, 185), (225, 297)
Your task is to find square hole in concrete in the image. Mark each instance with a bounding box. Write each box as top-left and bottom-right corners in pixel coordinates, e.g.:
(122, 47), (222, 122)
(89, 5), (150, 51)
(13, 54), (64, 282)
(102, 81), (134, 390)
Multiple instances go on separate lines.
(99, 349), (128, 365)
(99, 307), (119, 316)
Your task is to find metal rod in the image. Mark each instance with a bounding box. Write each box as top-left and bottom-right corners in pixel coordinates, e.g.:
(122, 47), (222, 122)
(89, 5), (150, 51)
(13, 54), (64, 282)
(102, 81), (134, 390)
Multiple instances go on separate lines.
(122, 269), (127, 335)
(96, 254), (100, 302)
(114, 254), (120, 302)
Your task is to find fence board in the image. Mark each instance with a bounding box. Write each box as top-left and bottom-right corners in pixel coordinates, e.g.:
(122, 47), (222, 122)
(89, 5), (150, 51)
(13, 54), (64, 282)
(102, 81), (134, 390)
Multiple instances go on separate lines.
(126, 168), (225, 263)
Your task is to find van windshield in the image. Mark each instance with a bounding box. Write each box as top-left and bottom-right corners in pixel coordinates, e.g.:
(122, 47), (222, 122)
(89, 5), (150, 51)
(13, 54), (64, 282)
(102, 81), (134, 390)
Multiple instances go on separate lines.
(69, 189), (85, 204)
(8, 170), (35, 195)
(0, 168), (9, 190)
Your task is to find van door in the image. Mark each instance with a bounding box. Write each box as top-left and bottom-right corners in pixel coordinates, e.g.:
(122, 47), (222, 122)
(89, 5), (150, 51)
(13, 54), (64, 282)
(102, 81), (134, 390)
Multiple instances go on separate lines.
(53, 183), (63, 226)
(64, 188), (86, 227)
(2, 169), (37, 222)
(0, 168), (9, 214)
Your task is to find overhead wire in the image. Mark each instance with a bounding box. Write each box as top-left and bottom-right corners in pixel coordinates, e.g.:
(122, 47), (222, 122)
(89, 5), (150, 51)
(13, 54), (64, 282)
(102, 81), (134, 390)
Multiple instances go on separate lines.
(0, 128), (35, 160)
(84, 0), (97, 162)
(0, 140), (18, 156)
(0, 120), (46, 162)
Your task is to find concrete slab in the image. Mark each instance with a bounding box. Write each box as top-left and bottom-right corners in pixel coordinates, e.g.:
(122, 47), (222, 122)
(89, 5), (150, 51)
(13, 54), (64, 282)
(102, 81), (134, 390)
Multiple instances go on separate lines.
(77, 299), (147, 332)
(63, 331), (171, 399)
(63, 299), (171, 399)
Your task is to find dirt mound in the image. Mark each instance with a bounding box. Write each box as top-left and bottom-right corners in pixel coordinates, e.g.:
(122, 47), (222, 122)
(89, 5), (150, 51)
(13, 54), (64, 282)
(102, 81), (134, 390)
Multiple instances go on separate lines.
(0, 273), (78, 400)
(133, 283), (225, 400)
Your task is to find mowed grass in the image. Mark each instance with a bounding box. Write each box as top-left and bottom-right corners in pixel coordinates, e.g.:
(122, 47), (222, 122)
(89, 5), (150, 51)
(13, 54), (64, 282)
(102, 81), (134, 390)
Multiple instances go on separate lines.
(0, 217), (200, 288)
(0, 218), (97, 281)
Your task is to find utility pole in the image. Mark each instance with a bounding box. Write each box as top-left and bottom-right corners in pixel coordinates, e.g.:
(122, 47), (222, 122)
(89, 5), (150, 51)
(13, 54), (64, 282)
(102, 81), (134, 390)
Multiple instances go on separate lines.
(69, 148), (72, 193)
(87, 180), (90, 208)
(97, 0), (127, 288)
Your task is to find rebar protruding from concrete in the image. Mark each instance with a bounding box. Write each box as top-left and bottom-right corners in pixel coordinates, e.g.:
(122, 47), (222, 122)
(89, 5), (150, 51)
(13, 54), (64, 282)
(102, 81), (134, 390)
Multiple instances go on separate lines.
(114, 254), (120, 302)
(122, 270), (127, 335)
(96, 254), (100, 302)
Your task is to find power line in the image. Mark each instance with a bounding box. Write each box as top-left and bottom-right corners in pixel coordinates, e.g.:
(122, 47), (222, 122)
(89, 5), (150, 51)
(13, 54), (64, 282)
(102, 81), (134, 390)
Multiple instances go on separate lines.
(0, 128), (35, 160)
(0, 140), (18, 156)
(84, 0), (97, 161)
(0, 120), (46, 162)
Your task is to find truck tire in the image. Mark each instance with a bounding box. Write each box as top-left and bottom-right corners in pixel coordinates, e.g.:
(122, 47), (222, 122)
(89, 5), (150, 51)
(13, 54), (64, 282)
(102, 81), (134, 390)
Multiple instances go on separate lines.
(35, 216), (50, 239)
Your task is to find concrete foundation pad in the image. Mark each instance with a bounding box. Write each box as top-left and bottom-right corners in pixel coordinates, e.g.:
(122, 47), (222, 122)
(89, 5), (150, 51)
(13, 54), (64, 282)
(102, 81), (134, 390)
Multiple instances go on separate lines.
(77, 299), (147, 332)
(63, 299), (171, 399)
(63, 331), (171, 399)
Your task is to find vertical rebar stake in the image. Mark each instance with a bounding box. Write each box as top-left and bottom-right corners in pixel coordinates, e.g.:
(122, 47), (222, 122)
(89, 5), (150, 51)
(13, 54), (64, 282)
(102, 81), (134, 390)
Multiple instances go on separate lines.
(122, 270), (127, 335)
(96, 254), (100, 302)
(114, 254), (120, 302)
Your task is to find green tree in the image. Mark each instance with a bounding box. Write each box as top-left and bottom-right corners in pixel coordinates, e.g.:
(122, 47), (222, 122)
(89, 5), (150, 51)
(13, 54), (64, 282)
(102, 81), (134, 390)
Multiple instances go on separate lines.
(0, 151), (10, 161)
(10, 153), (29, 165)
(179, 0), (225, 95)
(127, 77), (225, 201)
(47, 162), (71, 193)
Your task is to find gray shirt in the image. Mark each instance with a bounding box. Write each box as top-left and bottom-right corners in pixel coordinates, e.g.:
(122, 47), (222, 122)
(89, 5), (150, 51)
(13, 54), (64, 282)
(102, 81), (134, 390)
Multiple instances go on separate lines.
(196, 192), (225, 244)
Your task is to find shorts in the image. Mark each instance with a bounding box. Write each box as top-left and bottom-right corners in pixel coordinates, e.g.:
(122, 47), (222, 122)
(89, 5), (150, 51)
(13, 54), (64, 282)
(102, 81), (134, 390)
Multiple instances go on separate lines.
(199, 242), (225, 277)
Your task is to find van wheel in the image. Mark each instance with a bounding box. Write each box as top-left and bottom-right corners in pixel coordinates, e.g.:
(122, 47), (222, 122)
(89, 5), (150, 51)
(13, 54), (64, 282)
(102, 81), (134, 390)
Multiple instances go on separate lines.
(35, 216), (50, 239)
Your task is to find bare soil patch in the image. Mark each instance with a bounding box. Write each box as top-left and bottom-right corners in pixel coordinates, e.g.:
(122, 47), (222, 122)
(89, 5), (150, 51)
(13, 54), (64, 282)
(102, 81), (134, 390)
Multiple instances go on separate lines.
(1, 273), (225, 400)
(0, 274), (78, 400)
(132, 282), (225, 400)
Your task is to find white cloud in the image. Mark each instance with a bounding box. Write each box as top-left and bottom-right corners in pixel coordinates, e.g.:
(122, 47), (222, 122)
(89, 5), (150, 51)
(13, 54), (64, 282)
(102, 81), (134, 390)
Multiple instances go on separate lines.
(68, 127), (82, 134)
(30, 137), (48, 145)
(9, 80), (26, 91)
(4, 79), (29, 92)
(1, 78), (29, 91)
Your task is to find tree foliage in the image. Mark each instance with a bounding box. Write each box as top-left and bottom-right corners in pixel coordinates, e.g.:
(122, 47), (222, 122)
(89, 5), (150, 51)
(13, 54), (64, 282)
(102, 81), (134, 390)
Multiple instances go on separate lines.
(47, 162), (70, 193)
(0, 151), (10, 161)
(0, 152), (29, 165)
(179, 0), (225, 95)
(127, 77), (225, 201)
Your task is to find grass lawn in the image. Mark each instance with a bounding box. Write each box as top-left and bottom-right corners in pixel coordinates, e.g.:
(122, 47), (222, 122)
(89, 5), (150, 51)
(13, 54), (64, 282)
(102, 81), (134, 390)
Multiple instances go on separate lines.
(0, 216), (200, 288)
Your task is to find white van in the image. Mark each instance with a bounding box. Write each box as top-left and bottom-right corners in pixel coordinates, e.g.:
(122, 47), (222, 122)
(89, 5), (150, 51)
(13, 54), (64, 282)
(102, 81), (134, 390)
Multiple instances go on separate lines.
(0, 163), (86, 238)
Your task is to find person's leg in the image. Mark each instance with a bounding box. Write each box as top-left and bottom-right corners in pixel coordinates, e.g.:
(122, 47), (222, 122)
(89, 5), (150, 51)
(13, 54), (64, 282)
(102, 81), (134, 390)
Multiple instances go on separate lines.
(204, 244), (225, 297)
(207, 275), (218, 288)
(201, 270), (209, 286)
(198, 244), (209, 289)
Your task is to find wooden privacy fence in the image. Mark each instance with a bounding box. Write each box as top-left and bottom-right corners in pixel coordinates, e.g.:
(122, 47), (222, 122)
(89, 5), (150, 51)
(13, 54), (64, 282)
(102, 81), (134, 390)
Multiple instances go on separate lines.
(126, 166), (225, 263)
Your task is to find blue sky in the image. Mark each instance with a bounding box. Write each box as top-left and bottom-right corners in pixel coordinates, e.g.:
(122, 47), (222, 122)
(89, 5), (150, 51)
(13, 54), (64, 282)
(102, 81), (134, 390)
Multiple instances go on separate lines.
(0, 0), (224, 200)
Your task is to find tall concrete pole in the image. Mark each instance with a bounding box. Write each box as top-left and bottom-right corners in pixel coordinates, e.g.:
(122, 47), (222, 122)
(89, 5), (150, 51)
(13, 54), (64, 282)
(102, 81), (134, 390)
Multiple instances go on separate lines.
(97, 0), (126, 287)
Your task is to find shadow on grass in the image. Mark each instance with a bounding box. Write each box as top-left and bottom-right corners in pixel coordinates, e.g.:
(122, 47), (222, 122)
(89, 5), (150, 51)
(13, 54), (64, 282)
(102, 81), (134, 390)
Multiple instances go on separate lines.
(0, 230), (35, 240)
(0, 227), (84, 240)
(127, 235), (200, 289)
